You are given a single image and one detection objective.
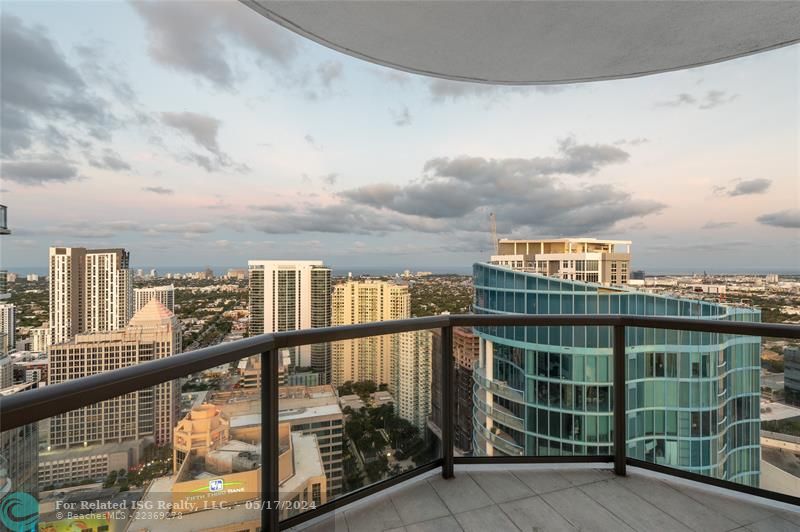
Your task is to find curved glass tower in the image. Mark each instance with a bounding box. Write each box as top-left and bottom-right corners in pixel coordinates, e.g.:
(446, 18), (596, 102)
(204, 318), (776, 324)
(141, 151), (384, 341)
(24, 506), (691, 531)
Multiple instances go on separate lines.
(472, 262), (761, 486)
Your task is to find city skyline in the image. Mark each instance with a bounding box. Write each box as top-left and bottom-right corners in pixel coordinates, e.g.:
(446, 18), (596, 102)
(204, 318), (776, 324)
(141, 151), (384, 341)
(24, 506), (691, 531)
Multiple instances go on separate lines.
(1, 1), (798, 272)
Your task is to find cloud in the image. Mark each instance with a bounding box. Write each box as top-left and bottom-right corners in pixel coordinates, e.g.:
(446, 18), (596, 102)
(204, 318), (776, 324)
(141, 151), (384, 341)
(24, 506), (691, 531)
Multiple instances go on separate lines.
(701, 221), (736, 230)
(161, 112), (221, 152)
(160, 111), (247, 172)
(714, 178), (772, 197)
(316, 61), (343, 88)
(0, 14), (119, 158)
(614, 137), (649, 146)
(757, 209), (800, 229)
(426, 79), (566, 103)
(87, 148), (131, 171)
(304, 134), (322, 151)
(150, 222), (214, 234)
(656, 90), (737, 110)
(1, 159), (81, 185)
(143, 186), (174, 195)
(320, 173), (338, 186)
(249, 138), (660, 237)
(130, 0), (299, 89)
(390, 106), (412, 127)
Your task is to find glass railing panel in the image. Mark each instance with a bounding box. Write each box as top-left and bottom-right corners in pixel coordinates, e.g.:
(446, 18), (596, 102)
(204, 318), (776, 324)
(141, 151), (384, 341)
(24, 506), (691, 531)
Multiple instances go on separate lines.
(626, 326), (800, 500)
(471, 325), (614, 460)
(279, 330), (442, 522)
(0, 353), (261, 531)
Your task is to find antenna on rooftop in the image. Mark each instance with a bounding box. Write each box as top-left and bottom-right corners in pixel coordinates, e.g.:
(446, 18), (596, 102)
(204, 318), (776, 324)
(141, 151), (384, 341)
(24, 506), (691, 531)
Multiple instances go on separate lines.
(489, 212), (498, 254)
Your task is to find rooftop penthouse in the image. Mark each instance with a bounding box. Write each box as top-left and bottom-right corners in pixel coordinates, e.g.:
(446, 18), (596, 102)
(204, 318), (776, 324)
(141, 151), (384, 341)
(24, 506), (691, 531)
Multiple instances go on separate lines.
(491, 237), (633, 285)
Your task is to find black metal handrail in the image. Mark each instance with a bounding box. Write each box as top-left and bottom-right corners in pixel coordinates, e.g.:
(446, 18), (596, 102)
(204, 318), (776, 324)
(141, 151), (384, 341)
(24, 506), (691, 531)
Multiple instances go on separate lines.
(1, 314), (799, 531)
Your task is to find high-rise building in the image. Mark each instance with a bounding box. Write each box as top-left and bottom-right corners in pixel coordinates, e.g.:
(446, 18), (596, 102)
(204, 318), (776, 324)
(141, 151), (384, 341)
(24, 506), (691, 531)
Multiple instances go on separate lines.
(248, 260), (331, 380)
(397, 330), (433, 430)
(491, 238), (632, 285)
(278, 385), (345, 496)
(0, 270), (8, 301)
(472, 251), (762, 486)
(30, 322), (50, 353)
(47, 299), (180, 448)
(331, 279), (410, 388)
(134, 284), (175, 313)
(784, 345), (800, 403)
(432, 327), (480, 453)
(0, 304), (15, 350)
(49, 247), (133, 345)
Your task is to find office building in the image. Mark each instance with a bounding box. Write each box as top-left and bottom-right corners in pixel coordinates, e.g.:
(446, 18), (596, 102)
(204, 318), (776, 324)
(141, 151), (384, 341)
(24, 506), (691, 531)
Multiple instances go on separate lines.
(472, 251), (762, 486)
(331, 279), (410, 388)
(47, 299), (180, 449)
(0, 303), (15, 350)
(49, 247), (133, 345)
(278, 385), (345, 496)
(490, 238), (631, 285)
(248, 260), (331, 381)
(432, 327), (480, 453)
(134, 284), (175, 313)
(0, 271), (7, 300)
(397, 330), (433, 430)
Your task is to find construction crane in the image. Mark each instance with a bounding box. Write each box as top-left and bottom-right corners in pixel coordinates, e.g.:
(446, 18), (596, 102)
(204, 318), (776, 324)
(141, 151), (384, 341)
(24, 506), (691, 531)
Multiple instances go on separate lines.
(489, 212), (498, 254)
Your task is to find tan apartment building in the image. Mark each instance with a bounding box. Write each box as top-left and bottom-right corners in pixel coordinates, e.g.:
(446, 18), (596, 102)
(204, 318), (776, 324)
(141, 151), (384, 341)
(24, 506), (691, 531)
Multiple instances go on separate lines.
(331, 279), (409, 388)
(49, 247), (133, 345)
(134, 284), (175, 313)
(397, 330), (433, 430)
(47, 299), (180, 449)
(491, 238), (632, 285)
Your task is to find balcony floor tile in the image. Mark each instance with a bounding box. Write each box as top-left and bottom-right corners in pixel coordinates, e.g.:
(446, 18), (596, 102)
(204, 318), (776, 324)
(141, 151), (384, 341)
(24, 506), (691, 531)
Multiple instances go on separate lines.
(467, 470), (534, 503)
(291, 466), (800, 532)
(453, 503), (520, 532)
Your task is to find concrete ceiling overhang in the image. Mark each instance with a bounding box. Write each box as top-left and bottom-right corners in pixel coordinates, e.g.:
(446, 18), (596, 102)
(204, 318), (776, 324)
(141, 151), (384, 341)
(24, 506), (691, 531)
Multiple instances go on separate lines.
(242, 0), (800, 84)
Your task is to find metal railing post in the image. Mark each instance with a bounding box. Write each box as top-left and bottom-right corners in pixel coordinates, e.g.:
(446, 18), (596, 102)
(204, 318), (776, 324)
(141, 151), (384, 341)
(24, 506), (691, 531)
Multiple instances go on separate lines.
(262, 350), (280, 531)
(613, 325), (626, 476)
(441, 326), (454, 478)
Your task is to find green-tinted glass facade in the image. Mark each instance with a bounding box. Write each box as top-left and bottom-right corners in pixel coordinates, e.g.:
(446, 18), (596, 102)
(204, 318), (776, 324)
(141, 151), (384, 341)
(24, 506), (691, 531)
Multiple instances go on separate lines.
(472, 262), (761, 486)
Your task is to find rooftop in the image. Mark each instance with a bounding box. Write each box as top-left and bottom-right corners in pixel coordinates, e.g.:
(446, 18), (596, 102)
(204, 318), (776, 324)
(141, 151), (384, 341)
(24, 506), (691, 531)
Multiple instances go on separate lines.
(292, 465), (800, 532)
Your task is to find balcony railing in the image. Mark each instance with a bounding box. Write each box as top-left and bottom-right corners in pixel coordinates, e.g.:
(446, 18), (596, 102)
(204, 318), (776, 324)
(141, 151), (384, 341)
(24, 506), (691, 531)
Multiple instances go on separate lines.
(2, 314), (799, 531)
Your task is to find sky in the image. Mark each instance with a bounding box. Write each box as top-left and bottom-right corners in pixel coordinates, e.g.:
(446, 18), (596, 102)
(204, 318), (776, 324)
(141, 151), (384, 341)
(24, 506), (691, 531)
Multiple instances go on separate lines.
(1, 0), (799, 274)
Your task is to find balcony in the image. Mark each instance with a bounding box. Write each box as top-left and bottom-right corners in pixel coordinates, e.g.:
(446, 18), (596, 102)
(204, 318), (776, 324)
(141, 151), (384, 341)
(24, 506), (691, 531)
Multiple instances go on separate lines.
(2, 314), (799, 532)
(294, 465), (800, 532)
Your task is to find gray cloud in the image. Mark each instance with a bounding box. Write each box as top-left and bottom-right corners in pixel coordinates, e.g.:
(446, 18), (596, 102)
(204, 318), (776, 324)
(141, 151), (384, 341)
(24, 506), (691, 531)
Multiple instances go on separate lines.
(251, 138), (661, 237)
(317, 61), (343, 88)
(391, 106), (412, 127)
(130, 0), (299, 89)
(714, 178), (772, 197)
(757, 209), (800, 229)
(88, 148), (131, 171)
(143, 186), (174, 195)
(304, 134), (322, 151)
(614, 137), (649, 146)
(342, 138), (629, 219)
(160, 111), (247, 172)
(656, 90), (737, 110)
(701, 221), (736, 230)
(1, 159), (81, 185)
(320, 173), (338, 186)
(161, 112), (221, 152)
(426, 78), (566, 103)
(0, 14), (118, 158)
